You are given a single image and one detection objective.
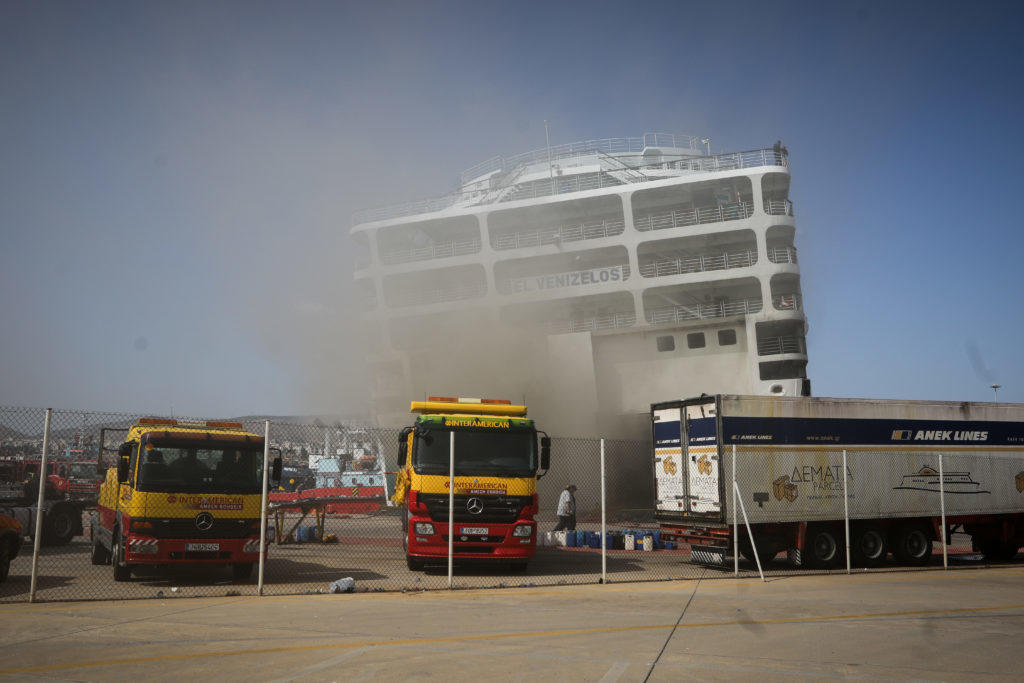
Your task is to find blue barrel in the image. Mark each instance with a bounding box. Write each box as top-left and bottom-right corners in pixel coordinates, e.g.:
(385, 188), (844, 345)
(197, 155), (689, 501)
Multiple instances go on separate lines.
(575, 530), (586, 547)
(588, 533), (601, 549)
(565, 530), (577, 547)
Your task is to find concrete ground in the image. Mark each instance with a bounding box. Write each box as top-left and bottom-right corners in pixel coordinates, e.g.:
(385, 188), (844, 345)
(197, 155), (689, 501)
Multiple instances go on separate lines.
(3, 565), (1024, 681)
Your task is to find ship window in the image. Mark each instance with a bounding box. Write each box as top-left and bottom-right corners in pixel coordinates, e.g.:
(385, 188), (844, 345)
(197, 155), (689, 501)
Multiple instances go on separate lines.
(656, 335), (675, 352)
(687, 333), (706, 349)
(717, 329), (737, 346)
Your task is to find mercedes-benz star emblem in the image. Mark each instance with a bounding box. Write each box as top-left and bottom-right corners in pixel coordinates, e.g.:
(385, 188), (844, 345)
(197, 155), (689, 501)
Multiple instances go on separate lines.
(466, 497), (484, 515)
(195, 512), (214, 531)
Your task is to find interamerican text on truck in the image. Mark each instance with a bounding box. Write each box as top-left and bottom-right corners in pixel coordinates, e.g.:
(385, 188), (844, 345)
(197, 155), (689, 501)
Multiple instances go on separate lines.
(653, 395), (1024, 568)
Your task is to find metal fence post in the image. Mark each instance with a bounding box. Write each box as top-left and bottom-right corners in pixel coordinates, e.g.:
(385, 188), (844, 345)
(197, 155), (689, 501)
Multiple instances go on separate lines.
(733, 444), (738, 577)
(448, 431), (454, 589)
(939, 453), (948, 570)
(843, 449), (850, 575)
(258, 420), (270, 596)
(732, 480), (765, 582)
(600, 438), (606, 584)
(29, 408), (52, 602)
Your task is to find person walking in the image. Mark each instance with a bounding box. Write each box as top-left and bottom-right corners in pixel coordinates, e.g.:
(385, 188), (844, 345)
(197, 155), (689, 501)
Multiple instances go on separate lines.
(553, 484), (577, 531)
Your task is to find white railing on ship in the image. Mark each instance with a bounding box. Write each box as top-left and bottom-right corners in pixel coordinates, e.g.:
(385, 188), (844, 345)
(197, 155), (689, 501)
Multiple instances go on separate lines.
(655, 148), (788, 174)
(501, 172), (624, 203)
(493, 218), (625, 250)
(757, 335), (804, 356)
(544, 312), (637, 335)
(380, 237), (482, 265)
(461, 133), (700, 184)
(354, 147), (787, 226)
(764, 199), (794, 216)
(772, 293), (802, 311)
(635, 201), (754, 232)
(387, 283), (488, 308)
(361, 294), (377, 311)
(639, 250), (756, 278)
(767, 246), (798, 264)
(645, 297), (763, 324)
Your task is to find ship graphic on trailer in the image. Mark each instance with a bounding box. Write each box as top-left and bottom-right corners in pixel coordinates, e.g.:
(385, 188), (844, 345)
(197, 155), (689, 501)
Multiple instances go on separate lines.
(893, 466), (990, 495)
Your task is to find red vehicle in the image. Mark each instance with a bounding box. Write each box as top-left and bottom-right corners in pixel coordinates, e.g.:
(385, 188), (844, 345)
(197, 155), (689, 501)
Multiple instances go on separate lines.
(392, 397), (550, 571)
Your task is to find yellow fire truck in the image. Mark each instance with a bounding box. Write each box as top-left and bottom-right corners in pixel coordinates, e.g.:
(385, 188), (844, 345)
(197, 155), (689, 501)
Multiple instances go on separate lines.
(392, 397), (550, 571)
(91, 418), (280, 582)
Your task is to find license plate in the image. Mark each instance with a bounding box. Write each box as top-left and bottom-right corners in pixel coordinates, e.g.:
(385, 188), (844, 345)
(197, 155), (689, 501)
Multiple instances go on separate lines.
(186, 543), (219, 551)
(461, 527), (488, 535)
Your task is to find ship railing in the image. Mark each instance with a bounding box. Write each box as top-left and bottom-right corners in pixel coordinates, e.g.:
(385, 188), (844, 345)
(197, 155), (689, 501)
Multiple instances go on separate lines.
(544, 311), (637, 335)
(645, 297), (763, 325)
(461, 133), (700, 185)
(386, 283), (488, 308)
(757, 334), (805, 356)
(772, 293), (803, 311)
(492, 217), (626, 251)
(764, 199), (794, 216)
(501, 172), (625, 203)
(767, 246), (798, 264)
(658, 148), (788, 174)
(354, 147), (786, 226)
(498, 264), (631, 294)
(635, 201), (754, 232)
(639, 249), (756, 278)
(360, 294), (377, 312)
(380, 236), (482, 265)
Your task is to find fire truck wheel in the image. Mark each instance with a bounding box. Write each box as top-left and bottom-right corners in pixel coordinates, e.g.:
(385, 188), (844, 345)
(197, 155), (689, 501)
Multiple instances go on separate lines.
(232, 563), (254, 582)
(406, 554), (425, 571)
(0, 542), (10, 583)
(806, 525), (842, 569)
(851, 525), (887, 567)
(892, 523), (933, 566)
(111, 534), (131, 582)
(44, 507), (76, 546)
(91, 530), (110, 565)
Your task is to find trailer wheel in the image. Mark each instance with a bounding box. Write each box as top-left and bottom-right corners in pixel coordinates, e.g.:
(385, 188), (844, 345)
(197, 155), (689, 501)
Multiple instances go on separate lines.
(893, 523), (932, 566)
(978, 539), (1019, 563)
(111, 533), (131, 582)
(406, 554), (425, 571)
(44, 506), (77, 546)
(740, 545), (778, 568)
(852, 525), (887, 567)
(806, 525), (842, 569)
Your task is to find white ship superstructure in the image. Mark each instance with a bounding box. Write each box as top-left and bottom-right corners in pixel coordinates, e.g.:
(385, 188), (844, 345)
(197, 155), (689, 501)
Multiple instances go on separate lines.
(351, 133), (809, 433)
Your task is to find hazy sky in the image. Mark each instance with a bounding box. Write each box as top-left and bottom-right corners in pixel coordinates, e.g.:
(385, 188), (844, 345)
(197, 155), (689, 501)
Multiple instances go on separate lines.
(2, 1), (1023, 416)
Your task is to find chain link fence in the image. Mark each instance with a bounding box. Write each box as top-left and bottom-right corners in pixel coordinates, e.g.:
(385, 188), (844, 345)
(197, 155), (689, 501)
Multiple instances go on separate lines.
(2, 408), (1021, 603)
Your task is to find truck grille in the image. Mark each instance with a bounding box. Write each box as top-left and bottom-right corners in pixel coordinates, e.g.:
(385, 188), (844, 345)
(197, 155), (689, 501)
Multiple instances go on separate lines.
(419, 493), (531, 524)
(139, 517), (255, 539)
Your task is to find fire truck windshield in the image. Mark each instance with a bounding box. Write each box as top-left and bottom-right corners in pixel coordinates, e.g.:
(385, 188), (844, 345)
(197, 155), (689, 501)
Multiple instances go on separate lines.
(414, 428), (536, 477)
(69, 463), (95, 479)
(135, 445), (263, 493)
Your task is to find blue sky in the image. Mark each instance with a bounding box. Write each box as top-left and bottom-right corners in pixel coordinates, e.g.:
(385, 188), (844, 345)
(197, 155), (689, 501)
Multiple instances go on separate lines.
(2, 1), (1022, 416)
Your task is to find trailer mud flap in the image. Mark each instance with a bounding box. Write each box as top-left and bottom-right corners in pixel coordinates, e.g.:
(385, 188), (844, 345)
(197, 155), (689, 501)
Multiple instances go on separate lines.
(691, 545), (727, 566)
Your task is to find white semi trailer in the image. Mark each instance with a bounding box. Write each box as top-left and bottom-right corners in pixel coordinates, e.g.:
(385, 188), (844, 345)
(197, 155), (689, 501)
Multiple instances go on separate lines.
(653, 395), (1024, 568)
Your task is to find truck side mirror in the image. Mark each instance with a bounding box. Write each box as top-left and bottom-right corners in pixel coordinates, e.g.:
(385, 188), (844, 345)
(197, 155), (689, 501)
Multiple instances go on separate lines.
(117, 458), (130, 484)
(397, 427), (411, 467)
(540, 436), (551, 471)
(271, 456), (283, 484)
